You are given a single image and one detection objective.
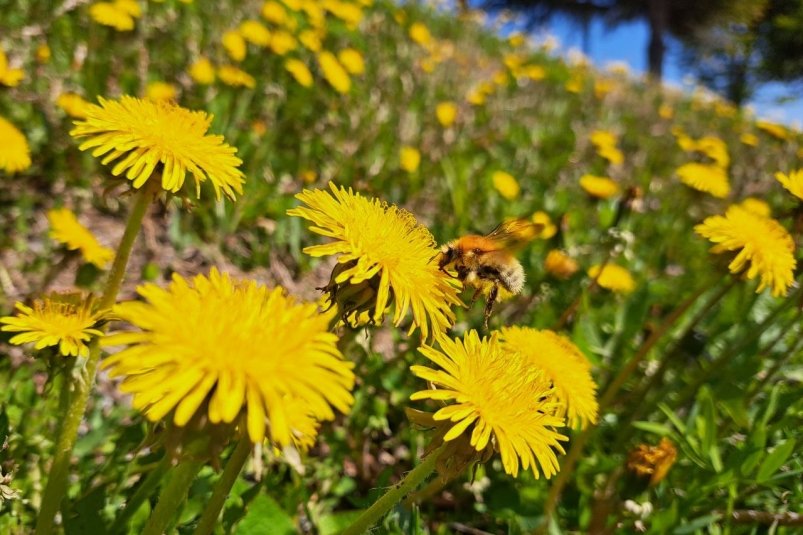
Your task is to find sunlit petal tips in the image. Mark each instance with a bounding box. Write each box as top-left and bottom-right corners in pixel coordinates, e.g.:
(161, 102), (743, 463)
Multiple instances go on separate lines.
(48, 208), (114, 269)
(499, 326), (599, 429)
(1, 293), (103, 358)
(100, 269), (355, 448)
(695, 206), (796, 297)
(775, 169), (803, 201)
(411, 331), (568, 479)
(287, 183), (463, 338)
(70, 96), (245, 201)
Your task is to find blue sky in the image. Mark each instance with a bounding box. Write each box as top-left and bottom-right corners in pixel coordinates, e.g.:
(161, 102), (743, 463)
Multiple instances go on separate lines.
(545, 16), (803, 127)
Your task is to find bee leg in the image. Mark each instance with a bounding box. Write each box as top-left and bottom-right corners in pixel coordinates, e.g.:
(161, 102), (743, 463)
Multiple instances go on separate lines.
(484, 284), (499, 330)
(470, 287), (483, 305)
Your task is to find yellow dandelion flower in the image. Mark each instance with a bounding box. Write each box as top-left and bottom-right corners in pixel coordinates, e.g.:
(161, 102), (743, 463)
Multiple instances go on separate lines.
(436, 101), (457, 128)
(114, 0), (141, 17)
(299, 29), (323, 52)
(48, 208), (114, 269)
(70, 96), (244, 200)
(36, 43), (51, 64)
(1, 293), (103, 358)
(589, 264), (635, 294)
(695, 206), (795, 297)
(145, 81), (177, 102)
(317, 51), (351, 94)
(0, 116), (32, 174)
(262, 0), (288, 25)
(590, 130), (624, 165)
(756, 120), (789, 141)
(270, 30), (298, 55)
(0, 49), (25, 87)
(545, 249), (578, 279)
(399, 146), (421, 173)
(240, 20), (271, 46)
(57, 93), (92, 118)
(410, 331), (568, 478)
(287, 183), (463, 338)
(101, 269), (355, 447)
(189, 57), (215, 85)
(324, 0), (363, 27)
(658, 103), (673, 119)
(492, 170), (520, 200)
(499, 326), (598, 429)
(775, 169), (803, 201)
(409, 22), (432, 46)
(522, 64), (546, 81)
(285, 59), (313, 87)
(532, 211), (557, 239)
(217, 65), (256, 88)
(627, 437), (677, 486)
(222, 30), (247, 62)
(740, 132), (759, 147)
(89, 2), (135, 31)
(508, 32), (526, 47)
(579, 174), (619, 199)
(676, 162), (730, 198)
(338, 48), (365, 75)
(680, 135), (729, 168)
(281, 0), (302, 10)
(594, 78), (614, 99)
(565, 75), (583, 94)
(739, 197), (771, 217)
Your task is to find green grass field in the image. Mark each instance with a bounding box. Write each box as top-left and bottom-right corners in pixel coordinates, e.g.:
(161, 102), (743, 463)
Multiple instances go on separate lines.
(1, 0), (802, 533)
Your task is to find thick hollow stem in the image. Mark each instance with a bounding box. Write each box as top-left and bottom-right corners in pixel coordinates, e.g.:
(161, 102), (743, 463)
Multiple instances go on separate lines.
(341, 444), (445, 535)
(141, 459), (204, 535)
(35, 182), (157, 535)
(192, 438), (252, 535)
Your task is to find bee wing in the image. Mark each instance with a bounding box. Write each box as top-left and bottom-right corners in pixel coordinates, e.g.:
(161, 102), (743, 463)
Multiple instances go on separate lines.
(484, 217), (545, 251)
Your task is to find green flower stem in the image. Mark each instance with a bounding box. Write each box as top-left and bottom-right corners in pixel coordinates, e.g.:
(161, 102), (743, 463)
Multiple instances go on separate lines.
(110, 455), (172, 535)
(543, 285), (706, 521)
(192, 438), (252, 535)
(342, 444), (446, 535)
(141, 459), (204, 535)
(402, 473), (451, 508)
(35, 181), (158, 535)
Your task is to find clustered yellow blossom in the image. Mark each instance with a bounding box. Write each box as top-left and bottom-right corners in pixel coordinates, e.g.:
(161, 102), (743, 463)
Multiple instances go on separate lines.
(287, 183), (463, 338)
(1, 293), (103, 358)
(545, 250), (578, 280)
(101, 269), (356, 448)
(436, 101), (458, 128)
(492, 171), (520, 200)
(399, 146), (421, 173)
(285, 59), (314, 87)
(410, 331), (569, 478)
(189, 57), (216, 85)
(589, 130), (624, 166)
(532, 211), (557, 239)
(317, 51), (351, 94)
(89, 0), (141, 31)
(48, 208), (114, 269)
(589, 264), (635, 294)
(70, 96), (245, 200)
(695, 205), (795, 297)
(217, 65), (257, 88)
(579, 174), (620, 199)
(0, 116), (32, 174)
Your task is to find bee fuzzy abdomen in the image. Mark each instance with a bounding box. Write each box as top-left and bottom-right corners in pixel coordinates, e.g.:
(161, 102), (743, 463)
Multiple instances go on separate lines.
(500, 263), (525, 294)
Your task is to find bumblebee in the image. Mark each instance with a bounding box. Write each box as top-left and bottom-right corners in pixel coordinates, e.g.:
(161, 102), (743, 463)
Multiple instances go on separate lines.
(438, 218), (541, 328)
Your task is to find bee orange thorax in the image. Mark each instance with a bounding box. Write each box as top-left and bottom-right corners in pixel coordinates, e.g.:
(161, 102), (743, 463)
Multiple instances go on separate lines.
(453, 235), (501, 253)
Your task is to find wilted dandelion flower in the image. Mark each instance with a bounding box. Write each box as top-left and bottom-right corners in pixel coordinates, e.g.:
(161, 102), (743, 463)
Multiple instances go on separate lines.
(627, 437), (677, 486)
(676, 162), (730, 198)
(1, 293), (103, 358)
(338, 48), (365, 75)
(239, 20), (272, 46)
(499, 327), (598, 429)
(589, 264), (635, 294)
(399, 146), (421, 173)
(89, 2), (135, 31)
(436, 101), (457, 128)
(70, 96), (244, 200)
(48, 208), (114, 269)
(491, 170), (520, 200)
(101, 269), (355, 447)
(217, 65), (256, 88)
(317, 51), (351, 94)
(0, 116), (31, 174)
(285, 59), (313, 87)
(532, 211), (557, 239)
(410, 331), (567, 478)
(579, 174), (619, 199)
(145, 81), (177, 102)
(57, 93), (92, 118)
(409, 22), (432, 46)
(695, 206), (795, 297)
(222, 29), (247, 62)
(270, 31), (298, 55)
(287, 183), (462, 338)
(0, 48), (24, 87)
(545, 249), (578, 279)
(775, 169), (803, 201)
(189, 57), (216, 85)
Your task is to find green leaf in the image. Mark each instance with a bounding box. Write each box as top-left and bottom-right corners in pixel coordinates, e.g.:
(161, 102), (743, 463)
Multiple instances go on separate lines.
(632, 421), (673, 436)
(318, 511), (365, 535)
(756, 439), (796, 483)
(697, 387), (717, 453)
(708, 443), (723, 473)
(236, 492), (296, 535)
(659, 403), (687, 434)
(672, 513), (720, 534)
